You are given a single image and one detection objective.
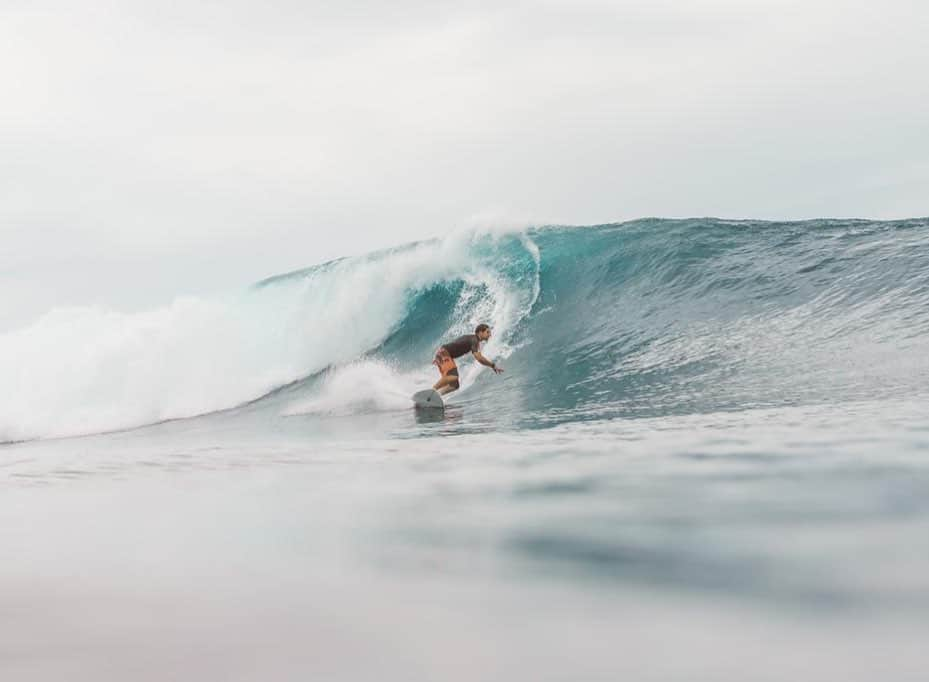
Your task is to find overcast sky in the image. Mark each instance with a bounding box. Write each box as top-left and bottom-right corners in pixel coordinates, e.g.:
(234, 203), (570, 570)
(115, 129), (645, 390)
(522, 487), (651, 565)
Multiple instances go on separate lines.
(2, 0), (927, 329)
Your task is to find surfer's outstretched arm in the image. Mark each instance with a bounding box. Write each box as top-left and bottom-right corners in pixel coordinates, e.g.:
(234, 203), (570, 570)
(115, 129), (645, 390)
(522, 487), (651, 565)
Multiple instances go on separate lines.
(473, 351), (504, 374)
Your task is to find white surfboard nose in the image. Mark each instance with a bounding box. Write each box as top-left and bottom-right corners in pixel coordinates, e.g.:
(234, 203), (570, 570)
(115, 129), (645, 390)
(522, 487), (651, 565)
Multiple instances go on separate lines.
(412, 389), (445, 409)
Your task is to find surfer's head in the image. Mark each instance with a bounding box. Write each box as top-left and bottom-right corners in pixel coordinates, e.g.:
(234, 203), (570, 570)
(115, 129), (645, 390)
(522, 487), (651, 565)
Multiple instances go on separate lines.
(475, 323), (491, 342)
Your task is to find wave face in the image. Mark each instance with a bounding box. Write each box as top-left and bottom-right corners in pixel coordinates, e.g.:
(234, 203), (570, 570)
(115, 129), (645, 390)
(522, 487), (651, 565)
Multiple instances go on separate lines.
(501, 218), (929, 424)
(2, 218), (928, 441)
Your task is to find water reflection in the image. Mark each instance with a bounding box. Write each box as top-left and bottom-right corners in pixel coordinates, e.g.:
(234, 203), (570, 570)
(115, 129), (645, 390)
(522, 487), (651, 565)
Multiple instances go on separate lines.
(414, 405), (465, 427)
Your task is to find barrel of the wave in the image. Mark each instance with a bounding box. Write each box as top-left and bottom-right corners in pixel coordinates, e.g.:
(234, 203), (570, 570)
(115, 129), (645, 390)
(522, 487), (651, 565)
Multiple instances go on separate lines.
(413, 324), (504, 409)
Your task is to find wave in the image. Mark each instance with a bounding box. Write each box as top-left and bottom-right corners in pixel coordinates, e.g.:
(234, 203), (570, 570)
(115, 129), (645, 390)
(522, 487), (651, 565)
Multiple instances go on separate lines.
(0, 226), (540, 441)
(3, 217), (928, 441)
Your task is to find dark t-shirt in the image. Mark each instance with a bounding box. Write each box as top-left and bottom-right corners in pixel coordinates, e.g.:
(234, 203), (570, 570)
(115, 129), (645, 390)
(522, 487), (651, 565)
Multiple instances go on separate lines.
(442, 334), (480, 359)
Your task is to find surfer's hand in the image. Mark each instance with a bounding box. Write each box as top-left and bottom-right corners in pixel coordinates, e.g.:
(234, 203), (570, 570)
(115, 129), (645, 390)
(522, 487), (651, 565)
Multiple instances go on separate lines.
(492, 365), (504, 374)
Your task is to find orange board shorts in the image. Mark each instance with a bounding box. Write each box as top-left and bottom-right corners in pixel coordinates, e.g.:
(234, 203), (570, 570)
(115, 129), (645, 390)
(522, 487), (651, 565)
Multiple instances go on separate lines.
(433, 348), (459, 380)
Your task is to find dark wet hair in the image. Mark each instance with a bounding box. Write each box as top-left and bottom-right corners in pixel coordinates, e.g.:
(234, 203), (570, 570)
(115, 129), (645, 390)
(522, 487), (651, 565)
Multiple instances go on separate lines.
(475, 323), (490, 335)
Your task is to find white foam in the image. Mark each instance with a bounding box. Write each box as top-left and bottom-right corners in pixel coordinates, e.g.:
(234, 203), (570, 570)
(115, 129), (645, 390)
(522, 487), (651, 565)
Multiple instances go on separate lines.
(0, 229), (540, 441)
(283, 360), (426, 417)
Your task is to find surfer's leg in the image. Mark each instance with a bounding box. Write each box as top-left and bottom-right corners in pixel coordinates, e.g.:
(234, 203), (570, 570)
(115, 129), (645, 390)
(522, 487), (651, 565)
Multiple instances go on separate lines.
(436, 379), (459, 395)
(433, 373), (460, 393)
(433, 361), (460, 393)
(432, 352), (459, 393)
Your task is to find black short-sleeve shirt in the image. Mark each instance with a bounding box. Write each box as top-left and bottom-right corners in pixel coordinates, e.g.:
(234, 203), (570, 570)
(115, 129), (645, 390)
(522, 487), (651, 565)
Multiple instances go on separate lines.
(442, 334), (480, 359)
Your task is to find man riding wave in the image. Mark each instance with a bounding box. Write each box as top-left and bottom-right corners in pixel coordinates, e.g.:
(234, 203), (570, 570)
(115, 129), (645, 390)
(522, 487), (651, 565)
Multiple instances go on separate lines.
(433, 323), (504, 396)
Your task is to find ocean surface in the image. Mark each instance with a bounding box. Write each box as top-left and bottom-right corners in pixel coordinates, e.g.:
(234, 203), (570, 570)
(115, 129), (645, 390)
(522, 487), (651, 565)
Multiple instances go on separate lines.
(2, 218), (929, 680)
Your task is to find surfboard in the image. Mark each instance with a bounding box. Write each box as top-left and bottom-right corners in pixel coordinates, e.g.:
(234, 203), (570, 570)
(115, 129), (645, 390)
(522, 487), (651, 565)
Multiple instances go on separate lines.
(412, 389), (445, 410)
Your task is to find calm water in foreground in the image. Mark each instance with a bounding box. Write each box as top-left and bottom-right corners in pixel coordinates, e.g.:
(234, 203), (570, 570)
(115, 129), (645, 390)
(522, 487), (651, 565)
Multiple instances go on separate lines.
(3, 397), (928, 681)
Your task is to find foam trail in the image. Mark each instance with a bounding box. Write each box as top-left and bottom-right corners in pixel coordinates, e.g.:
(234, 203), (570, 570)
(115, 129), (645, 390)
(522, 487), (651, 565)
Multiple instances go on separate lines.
(282, 360), (428, 417)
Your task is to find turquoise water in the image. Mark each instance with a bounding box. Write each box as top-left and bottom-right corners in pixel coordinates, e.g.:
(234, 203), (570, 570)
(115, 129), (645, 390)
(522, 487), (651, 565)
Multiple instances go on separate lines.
(2, 218), (929, 679)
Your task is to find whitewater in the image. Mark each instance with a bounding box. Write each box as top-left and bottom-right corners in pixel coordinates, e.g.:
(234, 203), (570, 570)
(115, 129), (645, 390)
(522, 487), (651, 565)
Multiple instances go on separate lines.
(3, 217), (929, 681)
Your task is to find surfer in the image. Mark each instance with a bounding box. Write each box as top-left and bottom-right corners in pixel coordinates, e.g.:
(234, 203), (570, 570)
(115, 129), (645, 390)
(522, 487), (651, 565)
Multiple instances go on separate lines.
(432, 323), (504, 395)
